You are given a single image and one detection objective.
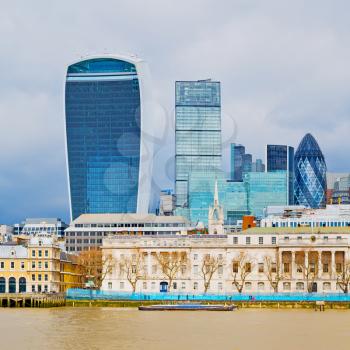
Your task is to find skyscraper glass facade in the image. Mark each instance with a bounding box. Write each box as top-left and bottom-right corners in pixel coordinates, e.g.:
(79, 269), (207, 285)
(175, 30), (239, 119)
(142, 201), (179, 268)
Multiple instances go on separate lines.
(230, 144), (245, 181)
(175, 80), (221, 210)
(266, 145), (294, 205)
(245, 171), (289, 218)
(294, 133), (327, 208)
(65, 57), (150, 220)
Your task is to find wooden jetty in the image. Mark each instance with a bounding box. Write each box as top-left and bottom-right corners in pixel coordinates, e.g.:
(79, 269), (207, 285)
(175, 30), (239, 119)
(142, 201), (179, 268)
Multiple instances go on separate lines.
(0, 293), (66, 308)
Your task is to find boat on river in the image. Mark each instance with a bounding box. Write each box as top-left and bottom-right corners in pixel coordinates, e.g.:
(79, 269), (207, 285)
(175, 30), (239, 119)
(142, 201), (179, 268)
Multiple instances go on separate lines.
(138, 303), (236, 311)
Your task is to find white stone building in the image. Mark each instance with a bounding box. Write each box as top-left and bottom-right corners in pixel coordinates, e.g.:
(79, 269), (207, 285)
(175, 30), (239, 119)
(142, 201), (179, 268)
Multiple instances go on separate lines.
(101, 227), (350, 294)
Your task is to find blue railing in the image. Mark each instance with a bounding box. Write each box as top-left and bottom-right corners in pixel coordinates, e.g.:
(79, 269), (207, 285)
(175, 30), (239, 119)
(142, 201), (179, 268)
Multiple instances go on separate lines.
(66, 289), (350, 302)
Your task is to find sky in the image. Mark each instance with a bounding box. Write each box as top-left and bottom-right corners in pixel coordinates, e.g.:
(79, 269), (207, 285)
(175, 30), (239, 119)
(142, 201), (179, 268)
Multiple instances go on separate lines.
(0, 0), (350, 224)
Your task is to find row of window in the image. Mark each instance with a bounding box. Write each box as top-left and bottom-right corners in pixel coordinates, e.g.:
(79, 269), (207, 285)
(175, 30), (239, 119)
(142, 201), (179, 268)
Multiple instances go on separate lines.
(232, 236), (343, 245)
(73, 223), (186, 228)
(31, 274), (49, 282)
(0, 261), (50, 270)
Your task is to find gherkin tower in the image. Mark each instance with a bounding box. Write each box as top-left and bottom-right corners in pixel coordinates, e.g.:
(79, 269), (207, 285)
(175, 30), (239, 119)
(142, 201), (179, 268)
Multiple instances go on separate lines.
(294, 133), (327, 208)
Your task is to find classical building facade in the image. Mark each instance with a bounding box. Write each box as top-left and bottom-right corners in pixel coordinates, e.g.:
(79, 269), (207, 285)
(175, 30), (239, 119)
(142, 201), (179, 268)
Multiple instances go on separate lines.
(101, 227), (350, 294)
(0, 234), (84, 293)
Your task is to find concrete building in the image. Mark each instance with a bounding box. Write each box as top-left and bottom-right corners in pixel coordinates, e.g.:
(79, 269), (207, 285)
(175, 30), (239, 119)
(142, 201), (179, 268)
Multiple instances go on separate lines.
(0, 234), (84, 293)
(13, 218), (68, 238)
(159, 190), (176, 216)
(101, 226), (350, 294)
(261, 205), (350, 228)
(64, 214), (193, 252)
(0, 225), (13, 243)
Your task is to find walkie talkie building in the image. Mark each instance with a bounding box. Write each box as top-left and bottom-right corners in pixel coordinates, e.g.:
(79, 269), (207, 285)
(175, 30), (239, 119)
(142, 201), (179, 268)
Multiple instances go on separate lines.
(65, 55), (155, 220)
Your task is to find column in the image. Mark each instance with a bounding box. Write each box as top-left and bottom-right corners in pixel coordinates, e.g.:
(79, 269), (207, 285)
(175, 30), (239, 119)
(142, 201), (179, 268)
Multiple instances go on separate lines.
(318, 251), (322, 280)
(291, 251), (296, 280)
(331, 251), (336, 279)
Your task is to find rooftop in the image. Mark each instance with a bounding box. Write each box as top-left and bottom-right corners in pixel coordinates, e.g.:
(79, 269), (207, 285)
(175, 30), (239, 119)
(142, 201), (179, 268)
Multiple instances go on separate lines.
(243, 227), (350, 235)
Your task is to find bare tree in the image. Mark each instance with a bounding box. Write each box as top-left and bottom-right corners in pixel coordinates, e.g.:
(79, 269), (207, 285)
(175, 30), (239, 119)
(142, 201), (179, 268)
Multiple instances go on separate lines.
(232, 252), (254, 293)
(296, 250), (319, 293)
(119, 249), (147, 292)
(264, 253), (284, 293)
(336, 261), (350, 294)
(155, 251), (188, 292)
(78, 248), (115, 289)
(200, 254), (224, 293)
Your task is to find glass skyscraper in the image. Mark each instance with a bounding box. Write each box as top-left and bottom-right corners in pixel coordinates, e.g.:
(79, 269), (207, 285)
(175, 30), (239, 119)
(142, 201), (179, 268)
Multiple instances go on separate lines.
(65, 55), (155, 220)
(175, 80), (221, 212)
(266, 145), (294, 204)
(294, 133), (327, 208)
(230, 144), (245, 181)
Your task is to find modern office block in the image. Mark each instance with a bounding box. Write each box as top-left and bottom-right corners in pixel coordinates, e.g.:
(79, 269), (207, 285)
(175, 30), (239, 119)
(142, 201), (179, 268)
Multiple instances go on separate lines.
(252, 159), (265, 172)
(266, 145), (294, 205)
(244, 171), (289, 218)
(65, 55), (155, 220)
(294, 133), (327, 208)
(242, 153), (253, 176)
(175, 80), (221, 210)
(230, 144), (245, 181)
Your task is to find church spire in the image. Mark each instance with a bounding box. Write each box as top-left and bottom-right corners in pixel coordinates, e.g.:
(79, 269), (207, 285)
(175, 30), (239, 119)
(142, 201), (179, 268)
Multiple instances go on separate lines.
(214, 178), (219, 207)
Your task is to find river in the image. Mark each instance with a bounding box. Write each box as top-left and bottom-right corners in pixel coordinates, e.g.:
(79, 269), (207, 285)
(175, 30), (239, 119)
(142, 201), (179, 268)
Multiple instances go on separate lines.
(0, 308), (349, 349)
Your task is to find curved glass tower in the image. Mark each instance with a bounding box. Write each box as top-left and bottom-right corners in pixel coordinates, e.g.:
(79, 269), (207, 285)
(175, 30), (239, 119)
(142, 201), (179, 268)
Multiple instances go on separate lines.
(294, 133), (327, 208)
(65, 55), (155, 220)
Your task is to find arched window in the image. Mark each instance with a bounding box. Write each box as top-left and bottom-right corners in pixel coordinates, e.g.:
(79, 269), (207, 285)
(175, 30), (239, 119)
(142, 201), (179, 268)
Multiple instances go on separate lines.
(323, 282), (331, 291)
(258, 282), (265, 291)
(244, 282), (252, 291)
(296, 282), (304, 291)
(0, 277), (5, 293)
(283, 282), (291, 291)
(9, 277), (16, 293)
(19, 277), (26, 293)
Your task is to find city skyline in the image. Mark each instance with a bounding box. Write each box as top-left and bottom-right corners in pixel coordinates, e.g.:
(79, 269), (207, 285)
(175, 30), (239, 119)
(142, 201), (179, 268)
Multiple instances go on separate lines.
(1, 1), (350, 223)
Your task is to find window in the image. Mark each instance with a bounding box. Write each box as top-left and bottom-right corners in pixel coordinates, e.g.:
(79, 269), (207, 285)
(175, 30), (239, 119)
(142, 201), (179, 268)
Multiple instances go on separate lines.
(323, 264), (329, 273)
(258, 237), (263, 245)
(336, 263), (342, 273)
(32, 274), (35, 281)
(258, 263), (264, 273)
(152, 265), (157, 274)
(283, 263), (290, 273)
(296, 282), (304, 291)
(283, 282), (291, 291)
(297, 265), (303, 273)
(297, 236), (302, 241)
(323, 236), (328, 241)
(45, 250), (49, 257)
(32, 285), (35, 292)
(310, 263), (316, 273)
(194, 254), (198, 261)
(32, 250), (35, 257)
(21, 262), (25, 269)
(32, 261), (35, 269)
(120, 282), (124, 290)
(246, 237), (251, 245)
(218, 265), (223, 275)
(271, 263), (277, 273)
(232, 262), (238, 273)
(193, 265), (199, 274)
(181, 265), (186, 275)
(10, 262), (14, 269)
(0, 262), (4, 269)
(44, 274), (48, 281)
(284, 236), (289, 241)
(38, 274), (42, 281)
(173, 282), (177, 290)
(233, 237), (238, 244)
(151, 282), (156, 290)
(218, 282), (223, 291)
(181, 282), (186, 290)
(131, 265), (137, 273)
(143, 282), (147, 290)
(193, 282), (198, 290)
(323, 282), (331, 291)
(44, 285), (48, 292)
(245, 282), (252, 290)
(45, 262), (48, 269)
(38, 250), (42, 257)
(258, 282), (264, 291)
(336, 236), (342, 240)
(271, 237), (276, 245)
(38, 261), (42, 269)
(245, 263), (251, 273)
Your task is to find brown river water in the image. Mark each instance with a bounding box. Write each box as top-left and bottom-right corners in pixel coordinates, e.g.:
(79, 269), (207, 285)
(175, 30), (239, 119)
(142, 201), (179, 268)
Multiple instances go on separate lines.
(0, 308), (349, 350)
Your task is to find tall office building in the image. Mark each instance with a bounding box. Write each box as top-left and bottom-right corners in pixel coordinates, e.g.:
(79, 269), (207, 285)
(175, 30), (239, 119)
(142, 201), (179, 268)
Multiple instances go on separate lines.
(252, 159), (265, 172)
(65, 55), (155, 220)
(242, 153), (253, 176)
(294, 133), (327, 208)
(230, 144), (245, 181)
(175, 80), (221, 211)
(266, 145), (295, 204)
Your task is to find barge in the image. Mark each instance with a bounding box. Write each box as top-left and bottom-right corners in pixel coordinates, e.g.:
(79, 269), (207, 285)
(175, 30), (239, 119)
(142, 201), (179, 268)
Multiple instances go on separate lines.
(138, 303), (236, 311)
